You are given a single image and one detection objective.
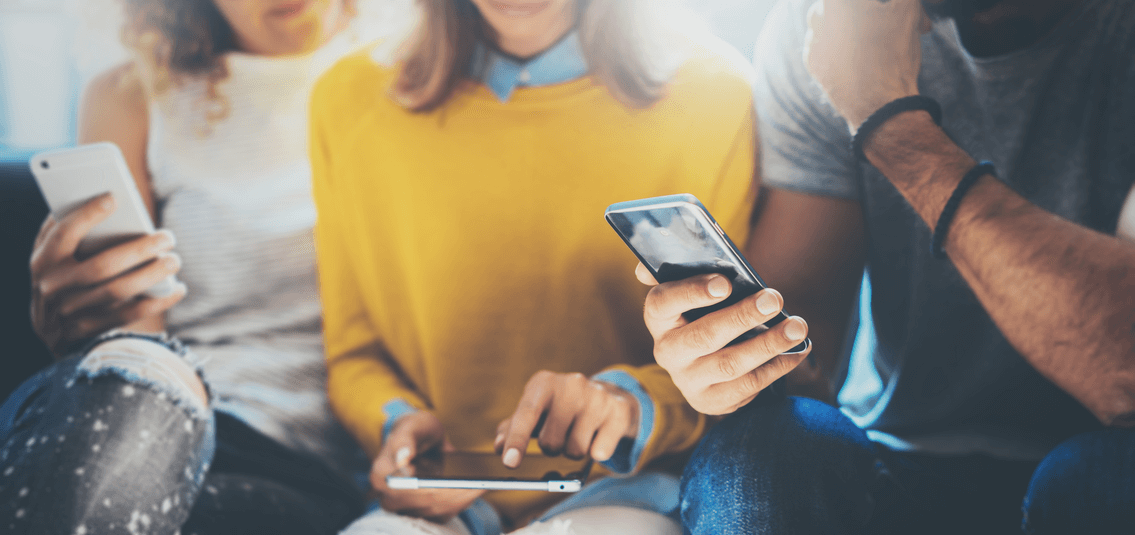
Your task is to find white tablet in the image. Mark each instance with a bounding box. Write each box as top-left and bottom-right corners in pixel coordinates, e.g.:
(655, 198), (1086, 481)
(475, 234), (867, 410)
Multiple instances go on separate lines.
(386, 451), (591, 493)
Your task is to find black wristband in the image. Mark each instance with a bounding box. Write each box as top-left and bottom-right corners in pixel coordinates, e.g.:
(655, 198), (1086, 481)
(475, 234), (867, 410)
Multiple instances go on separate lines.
(931, 161), (997, 259)
(852, 95), (943, 161)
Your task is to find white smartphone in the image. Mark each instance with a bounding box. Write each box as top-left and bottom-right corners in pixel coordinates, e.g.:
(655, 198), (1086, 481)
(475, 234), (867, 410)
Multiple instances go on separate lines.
(386, 451), (591, 493)
(29, 142), (179, 298)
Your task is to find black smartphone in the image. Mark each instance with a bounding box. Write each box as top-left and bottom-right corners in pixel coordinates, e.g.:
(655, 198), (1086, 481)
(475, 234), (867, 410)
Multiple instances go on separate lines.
(605, 193), (810, 354)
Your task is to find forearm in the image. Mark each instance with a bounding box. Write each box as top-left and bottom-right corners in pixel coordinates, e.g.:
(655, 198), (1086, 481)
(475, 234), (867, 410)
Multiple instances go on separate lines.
(865, 112), (1135, 425)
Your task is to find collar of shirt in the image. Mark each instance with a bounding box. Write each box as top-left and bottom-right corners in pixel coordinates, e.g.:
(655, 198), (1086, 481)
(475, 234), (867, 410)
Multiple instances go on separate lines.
(470, 31), (589, 103)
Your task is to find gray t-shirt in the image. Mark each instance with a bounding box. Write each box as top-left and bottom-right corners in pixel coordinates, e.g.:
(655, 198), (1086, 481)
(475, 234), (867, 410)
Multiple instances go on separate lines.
(755, 0), (1135, 459)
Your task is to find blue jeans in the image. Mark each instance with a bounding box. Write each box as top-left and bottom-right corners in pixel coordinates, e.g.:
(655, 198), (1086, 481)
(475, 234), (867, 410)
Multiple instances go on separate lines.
(680, 396), (1135, 534)
(0, 350), (362, 534)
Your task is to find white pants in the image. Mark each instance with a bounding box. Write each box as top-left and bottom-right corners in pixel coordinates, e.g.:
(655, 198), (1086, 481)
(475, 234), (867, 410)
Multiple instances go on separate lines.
(339, 505), (682, 535)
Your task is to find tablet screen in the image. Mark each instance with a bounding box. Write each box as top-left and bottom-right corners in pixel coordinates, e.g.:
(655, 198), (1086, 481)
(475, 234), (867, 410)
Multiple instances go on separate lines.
(407, 451), (592, 482)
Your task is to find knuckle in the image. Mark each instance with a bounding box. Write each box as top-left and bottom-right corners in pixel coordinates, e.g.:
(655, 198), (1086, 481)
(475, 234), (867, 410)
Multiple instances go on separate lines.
(715, 352), (739, 379)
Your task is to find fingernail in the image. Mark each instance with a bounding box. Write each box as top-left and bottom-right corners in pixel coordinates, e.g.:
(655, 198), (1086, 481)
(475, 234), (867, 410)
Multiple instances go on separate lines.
(503, 448), (521, 467)
(161, 252), (181, 269)
(784, 317), (807, 341)
(395, 446), (412, 468)
(707, 276), (730, 298)
(154, 230), (176, 249)
(494, 434), (504, 448)
(756, 291), (780, 315)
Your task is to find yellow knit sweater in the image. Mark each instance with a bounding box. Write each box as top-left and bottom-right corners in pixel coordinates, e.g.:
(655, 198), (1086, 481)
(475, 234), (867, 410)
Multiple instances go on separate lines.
(310, 42), (756, 523)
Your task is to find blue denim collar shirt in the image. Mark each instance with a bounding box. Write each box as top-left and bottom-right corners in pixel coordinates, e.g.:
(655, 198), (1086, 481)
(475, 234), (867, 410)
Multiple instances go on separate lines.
(470, 31), (589, 102)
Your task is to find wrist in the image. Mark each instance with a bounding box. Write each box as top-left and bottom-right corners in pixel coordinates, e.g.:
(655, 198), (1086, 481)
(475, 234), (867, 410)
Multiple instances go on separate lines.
(862, 110), (976, 226)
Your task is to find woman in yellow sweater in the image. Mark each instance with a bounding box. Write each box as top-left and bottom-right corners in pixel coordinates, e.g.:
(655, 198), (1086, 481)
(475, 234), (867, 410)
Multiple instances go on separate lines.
(310, 0), (757, 533)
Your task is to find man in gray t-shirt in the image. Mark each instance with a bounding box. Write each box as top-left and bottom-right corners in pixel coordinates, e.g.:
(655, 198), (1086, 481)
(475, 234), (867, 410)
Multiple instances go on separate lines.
(634, 0), (1135, 533)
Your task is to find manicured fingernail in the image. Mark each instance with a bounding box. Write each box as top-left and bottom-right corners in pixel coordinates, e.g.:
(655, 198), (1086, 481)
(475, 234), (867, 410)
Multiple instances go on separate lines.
(784, 317), (807, 341)
(395, 446), (412, 468)
(707, 276), (730, 298)
(503, 448), (521, 467)
(756, 291), (779, 315)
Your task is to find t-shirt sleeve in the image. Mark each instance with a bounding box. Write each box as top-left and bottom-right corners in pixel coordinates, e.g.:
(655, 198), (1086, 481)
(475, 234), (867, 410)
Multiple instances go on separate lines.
(754, 0), (860, 200)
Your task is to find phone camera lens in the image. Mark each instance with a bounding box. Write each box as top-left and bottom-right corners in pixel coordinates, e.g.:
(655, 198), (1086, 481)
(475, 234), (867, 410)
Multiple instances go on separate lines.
(40, 161), (49, 170)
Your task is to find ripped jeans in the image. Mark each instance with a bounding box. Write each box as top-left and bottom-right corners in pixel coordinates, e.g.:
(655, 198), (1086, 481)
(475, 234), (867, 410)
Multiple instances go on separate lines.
(0, 336), (363, 535)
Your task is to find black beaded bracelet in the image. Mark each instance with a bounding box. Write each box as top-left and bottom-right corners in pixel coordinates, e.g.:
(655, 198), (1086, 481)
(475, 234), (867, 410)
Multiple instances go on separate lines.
(931, 161), (997, 259)
(851, 95), (943, 161)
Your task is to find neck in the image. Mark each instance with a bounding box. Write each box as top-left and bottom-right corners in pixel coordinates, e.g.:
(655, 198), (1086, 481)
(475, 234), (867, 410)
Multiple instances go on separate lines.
(490, 16), (574, 58)
(952, 0), (1082, 57)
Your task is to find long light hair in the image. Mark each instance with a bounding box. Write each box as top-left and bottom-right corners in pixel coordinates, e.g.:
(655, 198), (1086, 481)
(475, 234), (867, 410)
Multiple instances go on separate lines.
(394, 0), (681, 112)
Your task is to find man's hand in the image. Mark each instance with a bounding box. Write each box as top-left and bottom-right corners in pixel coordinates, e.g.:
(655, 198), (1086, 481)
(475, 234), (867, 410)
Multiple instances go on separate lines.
(803, 0), (931, 131)
(369, 411), (484, 523)
(637, 263), (811, 415)
(496, 371), (639, 468)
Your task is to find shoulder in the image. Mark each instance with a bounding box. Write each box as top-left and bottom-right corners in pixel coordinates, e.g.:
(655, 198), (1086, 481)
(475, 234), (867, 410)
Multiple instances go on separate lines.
(82, 62), (148, 127)
(312, 44), (400, 117)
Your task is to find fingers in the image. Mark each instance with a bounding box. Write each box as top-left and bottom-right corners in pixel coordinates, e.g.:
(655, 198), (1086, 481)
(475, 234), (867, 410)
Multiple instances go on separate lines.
(634, 262), (658, 286)
(642, 274), (732, 338)
(40, 230), (176, 297)
(38, 194), (116, 267)
(536, 373), (587, 456)
(704, 350), (812, 415)
(501, 371), (556, 468)
(567, 386), (633, 462)
(56, 253), (181, 316)
(654, 289), (784, 370)
(684, 315), (809, 386)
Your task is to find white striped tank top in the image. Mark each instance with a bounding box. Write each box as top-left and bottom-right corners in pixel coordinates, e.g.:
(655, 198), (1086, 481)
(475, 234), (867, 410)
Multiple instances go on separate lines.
(146, 34), (365, 475)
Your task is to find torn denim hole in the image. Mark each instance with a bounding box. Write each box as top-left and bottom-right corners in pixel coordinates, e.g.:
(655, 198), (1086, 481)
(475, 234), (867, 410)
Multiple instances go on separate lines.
(74, 349), (212, 422)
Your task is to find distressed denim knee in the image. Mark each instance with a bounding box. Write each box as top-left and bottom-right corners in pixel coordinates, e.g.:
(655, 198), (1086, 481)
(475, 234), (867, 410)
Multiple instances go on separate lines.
(680, 396), (877, 535)
(0, 337), (215, 535)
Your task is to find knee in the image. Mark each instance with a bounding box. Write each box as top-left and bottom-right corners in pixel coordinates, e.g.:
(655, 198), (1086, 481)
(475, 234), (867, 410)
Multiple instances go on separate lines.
(1023, 428), (1135, 534)
(680, 397), (874, 532)
(684, 396), (870, 488)
(78, 337), (209, 413)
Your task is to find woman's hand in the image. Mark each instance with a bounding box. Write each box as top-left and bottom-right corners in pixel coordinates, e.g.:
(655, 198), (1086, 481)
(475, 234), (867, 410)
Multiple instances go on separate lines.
(369, 411), (485, 523)
(637, 263), (811, 415)
(496, 370), (639, 468)
(30, 193), (185, 356)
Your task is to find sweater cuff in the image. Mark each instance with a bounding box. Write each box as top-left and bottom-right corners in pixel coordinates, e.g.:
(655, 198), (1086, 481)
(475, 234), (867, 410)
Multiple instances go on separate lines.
(591, 370), (655, 474)
(381, 398), (420, 441)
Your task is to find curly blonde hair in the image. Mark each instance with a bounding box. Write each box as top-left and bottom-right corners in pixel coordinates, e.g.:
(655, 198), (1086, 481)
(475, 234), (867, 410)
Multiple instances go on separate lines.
(118, 0), (239, 121)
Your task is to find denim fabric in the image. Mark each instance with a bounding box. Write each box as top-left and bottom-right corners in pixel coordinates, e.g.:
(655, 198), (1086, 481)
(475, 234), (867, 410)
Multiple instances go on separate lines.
(1022, 428), (1135, 534)
(0, 352), (363, 535)
(0, 355), (214, 534)
(681, 396), (1135, 535)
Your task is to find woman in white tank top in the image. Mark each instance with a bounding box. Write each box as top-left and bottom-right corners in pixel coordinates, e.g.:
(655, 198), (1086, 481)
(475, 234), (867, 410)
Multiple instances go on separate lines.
(0, 1), (409, 533)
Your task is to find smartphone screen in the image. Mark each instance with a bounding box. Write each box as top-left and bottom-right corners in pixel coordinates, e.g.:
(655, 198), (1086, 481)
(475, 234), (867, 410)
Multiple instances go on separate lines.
(606, 194), (808, 353)
(403, 451), (592, 483)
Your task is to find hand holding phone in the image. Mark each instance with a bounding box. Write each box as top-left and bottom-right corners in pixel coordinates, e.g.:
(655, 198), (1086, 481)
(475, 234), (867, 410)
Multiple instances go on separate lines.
(28, 143), (186, 355)
(607, 194), (812, 415)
